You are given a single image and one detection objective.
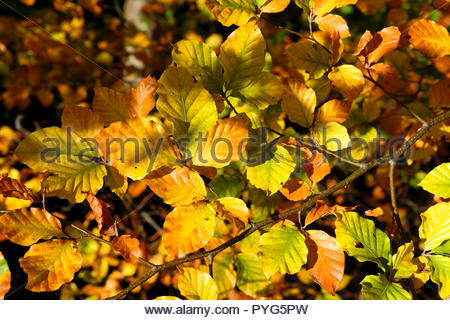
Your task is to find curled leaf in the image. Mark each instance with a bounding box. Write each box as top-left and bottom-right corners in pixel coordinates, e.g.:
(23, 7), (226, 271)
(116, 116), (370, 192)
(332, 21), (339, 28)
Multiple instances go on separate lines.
(112, 235), (141, 264)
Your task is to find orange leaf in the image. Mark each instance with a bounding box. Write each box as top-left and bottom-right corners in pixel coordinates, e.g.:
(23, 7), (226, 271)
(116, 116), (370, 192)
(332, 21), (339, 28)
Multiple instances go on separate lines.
(355, 27), (401, 66)
(314, 14), (351, 39)
(304, 200), (350, 227)
(328, 64), (364, 101)
(85, 193), (116, 236)
(280, 178), (312, 201)
(61, 105), (104, 139)
(142, 166), (207, 206)
(306, 230), (345, 295)
(428, 78), (450, 109)
(0, 250), (11, 299)
(112, 235), (141, 264)
(0, 173), (37, 201)
(365, 207), (384, 217)
(315, 100), (350, 124)
(126, 76), (158, 118)
(192, 117), (248, 168)
(260, 0), (290, 13)
(92, 87), (128, 124)
(408, 19), (450, 58)
(303, 150), (331, 183)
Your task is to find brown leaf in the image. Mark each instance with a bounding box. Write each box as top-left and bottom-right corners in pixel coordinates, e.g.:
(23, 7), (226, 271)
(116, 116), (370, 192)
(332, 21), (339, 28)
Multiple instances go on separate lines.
(85, 193), (116, 236)
(303, 150), (331, 183)
(365, 207), (384, 217)
(304, 200), (351, 227)
(306, 230), (345, 295)
(112, 235), (141, 264)
(0, 173), (37, 201)
(280, 178), (312, 201)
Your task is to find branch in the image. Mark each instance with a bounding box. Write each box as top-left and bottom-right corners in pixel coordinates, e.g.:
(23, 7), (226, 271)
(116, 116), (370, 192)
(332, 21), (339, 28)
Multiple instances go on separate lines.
(388, 160), (407, 242)
(107, 110), (450, 300)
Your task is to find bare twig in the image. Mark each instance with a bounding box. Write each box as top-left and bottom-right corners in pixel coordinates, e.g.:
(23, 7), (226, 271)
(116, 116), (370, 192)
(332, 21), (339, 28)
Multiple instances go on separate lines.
(107, 111), (450, 300)
(388, 160), (407, 242)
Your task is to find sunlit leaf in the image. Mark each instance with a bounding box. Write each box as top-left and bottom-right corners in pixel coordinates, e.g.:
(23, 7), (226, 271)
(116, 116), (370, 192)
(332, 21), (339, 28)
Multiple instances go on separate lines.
(0, 251), (11, 300)
(178, 267), (219, 300)
(281, 80), (317, 128)
(96, 117), (177, 180)
(192, 117), (248, 168)
(361, 274), (411, 300)
(305, 200), (349, 227)
(235, 253), (270, 297)
(418, 163), (450, 199)
(0, 207), (65, 246)
(335, 212), (391, 271)
(312, 0), (358, 17)
(172, 40), (223, 93)
(205, 0), (258, 27)
(392, 242), (418, 279)
(238, 72), (283, 109)
(219, 21), (265, 91)
(428, 255), (450, 300)
(111, 235), (141, 264)
(328, 64), (364, 101)
(142, 166), (207, 206)
(212, 252), (237, 298)
(247, 145), (296, 195)
(162, 203), (216, 257)
(355, 27), (401, 65)
(214, 197), (249, 230)
(16, 126), (106, 203)
(418, 202), (450, 251)
(306, 230), (345, 295)
(314, 14), (351, 39)
(280, 178), (312, 201)
(157, 66), (218, 153)
(260, 221), (308, 278)
(61, 105), (104, 139)
(408, 19), (450, 58)
(303, 150), (331, 183)
(259, 0), (290, 13)
(287, 40), (330, 78)
(19, 239), (82, 292)
(313, 122), (351, 151)
(315, 100), (350, 124)
(126, 75), (158, 118)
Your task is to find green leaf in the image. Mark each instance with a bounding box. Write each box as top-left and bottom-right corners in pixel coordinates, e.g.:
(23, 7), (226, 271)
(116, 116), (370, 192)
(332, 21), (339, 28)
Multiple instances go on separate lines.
(418, 202), (450, 251)
(335, 212), (391, 271)
(237, 72), (283, 109)
(260, 221), (308, 278)
(287, 40), (330, 79)
(392, 241), (418, 279)
(313, 122), (351, 151)
(0, 250), (11, 299)
(157, 65), (218, 154)
(172, 40), (224, 93)
(206, 0), (258, 27)
(431, 239), (450, 255)
(219, 21), (266, 92)
(428, 255), (450, 299)
(178, 267), (219, 300)
(212, 252), (237, 298)
(15, 127), (106, 203)
(235, 253), (270, 297)
(246, 145), (296, 195)
(418, 162), (450, 198)
(361, 274), (412, 300)
(293, 0), (314, 11)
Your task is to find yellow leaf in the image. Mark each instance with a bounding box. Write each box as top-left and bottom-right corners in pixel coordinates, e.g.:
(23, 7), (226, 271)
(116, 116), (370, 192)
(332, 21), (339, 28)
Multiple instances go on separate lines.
(0, 251), (11, 300)
(239, 72), (283, 109)
(92, 87), (128, 124)
(235, 253), (270, 297)
(428, 255), (450, 300)
(142, 166), (207, 206)
(281, 80), (317, 128)
(287, 40), (330, 78)
(156, 66), (218, 152)
(313, 0), (358, 17)
(15, 127), (106, 203)
(178, 267), (218, 300)
(61, 105), (104, 139)
(328, 64), (364, 101)
(96, 117), (177, 180)
(306, 230), (345, 295)
(162, 203), (216, 257)
(419, 202), (450, 251)
(392, 241), (418, 279)
(205, 0), (257, 27)
(192, 117), (248, 168)
(219, 21), (266, 91)
(314, 14), (351, 38)
(408, 19), (450, 58)
(259, 0), (290, 13)
(0, 208), (65, 246)
(214, 197), (249, 230)
(313, 122), (351, 151)
(19, 239), (82, 292)
(247, 145), (296, 195)
(315, 99), (350, 124)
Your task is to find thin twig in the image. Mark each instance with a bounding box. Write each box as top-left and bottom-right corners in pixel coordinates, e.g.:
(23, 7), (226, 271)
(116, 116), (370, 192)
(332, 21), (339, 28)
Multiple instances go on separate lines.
(388, 160), (406, 242)
(107, 111), (450, 300)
